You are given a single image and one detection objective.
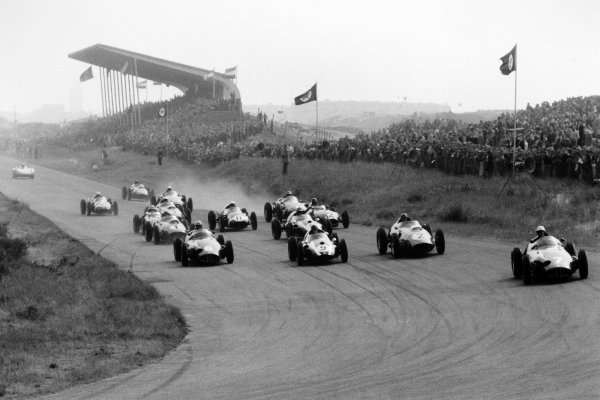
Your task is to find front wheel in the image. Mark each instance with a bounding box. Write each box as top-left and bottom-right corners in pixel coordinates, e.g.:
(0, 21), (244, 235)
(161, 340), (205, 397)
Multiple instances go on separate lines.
(174, 238), (182, 261)
(523, 257), (532, 285)
(376, 227), (388, 255)
(340, 239), (348, 263)
(80, 199), (86, 215)
(435, 229), (445, 254)
(121, 186), (127, 200)
(391, 233), (401, 258)
(225, 240), (234, 264)
(145, 222), (153, 242)
(288, 237), (298, 261)
(250, 212), (258, 230)
(264, 202), (273, 222)
(341, 211), (350, 228)
(181, 243), (188, 266)
(578, 249), (588, 279)
(511, 247), (523, 278)
(297, 243), (305, 266)
(153, 225), (161, 245)
(133, 214), (141, 233)
(271, 218), (281, 240)
(208, 211), (217, 231)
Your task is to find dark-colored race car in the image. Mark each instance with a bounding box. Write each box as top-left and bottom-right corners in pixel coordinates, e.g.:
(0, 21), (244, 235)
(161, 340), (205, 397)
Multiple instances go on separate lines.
(144, 212), (188, 244)
(288, 231), (348, 266)
(511, 235), (588, 285)
(271, 210), (332, 240)
(80, 193), (118, 216)
(122, 181), (154, 201)
(208, 206), (258, 232)
(264, 194), (307, 222)
(173, 229), (234, 266)
(376, 219), (444, 257)
(310, 204), (350, 229)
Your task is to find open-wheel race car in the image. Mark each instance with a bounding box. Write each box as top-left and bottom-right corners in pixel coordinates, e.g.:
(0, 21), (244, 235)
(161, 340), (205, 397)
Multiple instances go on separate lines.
(156, 198), (191, 223)
(122, 181), (154, 201)
(208, 204), (257, 232)
(80, 193), (118, 216)
(173, 228), (234, 266)
(144, 211), (188, 244)
(511, 235), (588, 285)
(310, 204), (350, 229)
(376, 219), (444, 257)
(12, 163), (35, 179)
(132, 205), (161, 235)
(288, 230), (348, 266)
(264, 193), (307, 222)
(151, 186), (193, 213)
(271, 210), (332, 240)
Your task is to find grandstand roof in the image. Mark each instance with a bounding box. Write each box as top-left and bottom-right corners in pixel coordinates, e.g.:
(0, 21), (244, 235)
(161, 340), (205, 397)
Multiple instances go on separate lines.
(68, 43), (240, 100)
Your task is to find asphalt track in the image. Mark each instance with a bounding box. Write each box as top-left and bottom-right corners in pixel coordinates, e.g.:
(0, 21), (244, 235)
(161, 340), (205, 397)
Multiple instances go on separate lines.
(2, 157), (600, 400)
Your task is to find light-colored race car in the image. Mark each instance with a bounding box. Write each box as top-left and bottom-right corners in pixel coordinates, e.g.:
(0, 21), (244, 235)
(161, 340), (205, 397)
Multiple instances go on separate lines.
(376, 219), (445, 257)
(271, 211), (332, 240)
(12, 163), (35, 179)
(511, 235), (588, 284)
(156, 198), (191, 223)
(288, 230), (348, 266)
(122, 182), (154, 201)
(264, 194), (307, 222)
(132, 205), (161, 235)
(208, 206), (258, 232)
(144, 212), (188, 244)
(173, 229), (234, 266)
(151, 187), (193, 212)
(80, 193), (118, 216)
(310, 205), (350, 229)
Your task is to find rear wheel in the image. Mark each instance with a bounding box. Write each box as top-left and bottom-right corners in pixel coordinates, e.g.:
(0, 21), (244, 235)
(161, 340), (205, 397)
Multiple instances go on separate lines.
(435, 229), (445, 254)
(297, 243), (305, 266)
(376, 227), (388, 255)
(578, 249), (588, 279)
(340, 239), (348, 263)
(121, 186), (127, 200)
(184, 208), (192, 223)
(80, 199), (86, 215)
(153, 226), (161, 245)
(225, 240), (234, 263)
(145, 222), (153, 242)
(174, 238), (182, 261)
(285, 223), (294, 238)
(264, 202), (273, 222)
(127, 189), (131, 201)
(208, 211), (217, 230)
(565, 242), (576, 256)
(112, 201), (119, 216)
(133, 214), (141, 233)
(187, 197), (193, 212)
(392, 233), (401, 258)
(181, 243), (188, 266)
(271, 218), (281, 240)
(216, 234), (225, 246)
(219, 215), (227, 232)
(522, 257), (532, 285)
(288, 237), (298, 261)
(250, 212), (258, 230)
(511, 247), (523, 278)
(341, 211), (350, 228)
(86, 203), (91, 216)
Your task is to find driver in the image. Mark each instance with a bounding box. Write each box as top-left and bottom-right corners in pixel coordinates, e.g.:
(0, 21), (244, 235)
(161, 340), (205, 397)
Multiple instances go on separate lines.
(223, 201), (236, 213)
(134, 180), (142, 187)
(282, 191), (293, 199)
(189, 220), (203, 232)
(162, 185), (173, 196)
(93, 192), (102, 199)
(530, 226), (549, 243)
(399, 213), (411, 222)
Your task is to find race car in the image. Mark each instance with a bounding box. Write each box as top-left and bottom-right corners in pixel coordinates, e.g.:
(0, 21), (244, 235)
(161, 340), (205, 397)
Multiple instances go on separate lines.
(132, 205), (161, 235)
(156, 198), (191, 223)
(173, 229), (234, 266)
(122, 181), (154, 201)
(80, 193), (118, 216)
(271, 210), (332, 240)
(12, 163), (35, 179)
(376, 219), (444, 257)
(288, 230), (348, 266)
(207, 204), (258, 232)
(310, 204), (350, 229)
(264, 193), (307, 222)
(144, 212), (188, 244)
(151, 186), (193, 212)
(511, 235), (588, 284)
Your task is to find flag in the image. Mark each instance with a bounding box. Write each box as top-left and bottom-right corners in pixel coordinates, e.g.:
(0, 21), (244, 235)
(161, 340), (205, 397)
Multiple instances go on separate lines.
(120, 60), (129, 74)
(79, 66), (93, 82)
(224, 65), (237, 79)
(499, 45), (517, 75)
(158, 105), (167, 118)
(294, 83), (317, 105)
(137, 80), (147, 89)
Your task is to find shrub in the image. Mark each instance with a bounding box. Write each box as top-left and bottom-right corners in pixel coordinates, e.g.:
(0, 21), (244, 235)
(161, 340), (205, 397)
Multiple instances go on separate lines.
(407, 193), (423, 203)
(440, 203), (469, 222)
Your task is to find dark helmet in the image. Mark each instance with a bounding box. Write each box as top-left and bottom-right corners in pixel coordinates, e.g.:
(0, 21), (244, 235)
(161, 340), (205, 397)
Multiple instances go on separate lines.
(399, 213), (409, 222)
(311, 198), (317, 206)
(134, 180), (139, 184)
(191, 220), (203, 230)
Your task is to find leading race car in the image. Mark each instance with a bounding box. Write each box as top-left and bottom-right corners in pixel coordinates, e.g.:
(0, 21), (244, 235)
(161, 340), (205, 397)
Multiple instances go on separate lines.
(144, 211), (188, 244)
(173, 228), (234, 266)
(12, 163), (35, 179)
(288, 230), (348, 266)
(271, 210), (332, 240)
(310, 204), (350, 229)
(511, 235), (588, 285)
(151, 186), (193, 212)
(264, 192), (307, 222)
(376, 219), (445, 257)
(122, 181), (154, 201)
(80, 193), (118, 216)
(208, 204), (258, 232)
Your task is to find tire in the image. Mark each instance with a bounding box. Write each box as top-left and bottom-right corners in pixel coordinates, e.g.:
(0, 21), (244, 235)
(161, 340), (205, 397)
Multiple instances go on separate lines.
(341, 211), (350, 228)
(187, 197), (193, 212)
(522, 257), (533, 285)
(297, 243), (305, 266)
(184, 208), (192, 224)
(340, 239), (348, 263)
(181, 242), (188, 266)
(435, 229), (445, 255)
(145, 222), (153, 242)
(133, 214), (141, 233)
(141, 218), (146, 235)
(153, 225), (160, 245)
(80, 199), (86, 215)
(321, 218), (333, 235)
(112, 201), (119, 216)
(250, 212), (258, 230)
(216, 234), (225, 246)
(264, 202), (273, 222)
(208, 211), (217, 231)
(225, 240), (234, 264)
(511, 247), (523, 279)
(392, 233), (401, 258)
(219, 215), (227, 232)
(285, 223), (294, 238)
(376, 227), (388, 255)
(578, 249), (588, 279)
(288, 237), (298, 261)
(565, 242), (576, 256)
(86, 203), (91, 216)
(121, 186), (127, 200)
(271, 218), (281, 240)
(174, 238), (182, 261)
(150, 195), (157, 206)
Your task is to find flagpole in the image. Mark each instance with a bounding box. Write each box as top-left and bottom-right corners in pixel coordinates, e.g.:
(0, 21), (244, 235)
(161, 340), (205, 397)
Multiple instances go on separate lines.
(316, 98), (319, 139)
(512, 58), (517, 175)
(166, 102), (169, 158)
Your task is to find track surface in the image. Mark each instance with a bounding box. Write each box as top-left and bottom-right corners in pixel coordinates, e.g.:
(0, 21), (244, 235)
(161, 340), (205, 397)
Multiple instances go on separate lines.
(2, 158), (600, 400)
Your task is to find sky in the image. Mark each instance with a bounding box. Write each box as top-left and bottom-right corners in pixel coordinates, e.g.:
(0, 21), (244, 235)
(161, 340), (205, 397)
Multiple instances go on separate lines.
(1, 0), (599, 116)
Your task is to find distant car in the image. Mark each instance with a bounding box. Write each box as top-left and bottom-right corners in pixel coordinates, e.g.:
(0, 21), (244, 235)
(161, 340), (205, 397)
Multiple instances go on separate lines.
(376, 219), (444, 257)
(208, 206), (258, 232)
(173, 229), (234, 266)
(80, 194), (118, 216)
(264, 195), (307, 222)
(12, 164), (34, 179)
(511, 235), (588, 285)
(156, 198), (191, 223)
(151, 188), (193, 212)
(132, 205), (161, 235)
(122, 182), (153, 201)
(271, 211), (332, 240)
(144, 212), (188, 244)
(310, 204), (350, 229)
(288, 231), (348, 266)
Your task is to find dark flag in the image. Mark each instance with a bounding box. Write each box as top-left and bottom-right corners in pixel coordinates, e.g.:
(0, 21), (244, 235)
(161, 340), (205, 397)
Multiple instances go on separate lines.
(79, 66), (93, 82)
(294, 83), (317, 105)
(499, 45), (517, 75)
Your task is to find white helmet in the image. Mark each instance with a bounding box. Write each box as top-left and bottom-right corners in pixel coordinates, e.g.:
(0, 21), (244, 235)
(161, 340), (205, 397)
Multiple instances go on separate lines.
(535, 226), (545, 233)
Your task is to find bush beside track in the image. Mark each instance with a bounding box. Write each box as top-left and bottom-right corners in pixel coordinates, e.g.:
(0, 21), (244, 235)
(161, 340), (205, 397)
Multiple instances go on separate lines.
(0, 194), (187, 399)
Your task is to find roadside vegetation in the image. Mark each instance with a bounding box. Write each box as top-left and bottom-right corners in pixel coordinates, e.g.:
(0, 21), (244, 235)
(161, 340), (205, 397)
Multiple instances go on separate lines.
(0, 194), (187, 399)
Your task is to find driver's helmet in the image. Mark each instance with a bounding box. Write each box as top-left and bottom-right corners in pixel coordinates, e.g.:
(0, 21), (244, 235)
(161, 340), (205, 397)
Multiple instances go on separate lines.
(191, 220), (203, 230)
(161, 211), (171, 218)
(227, 201), (236, 208)
(399, 213), (409, 222)
(94, 192), (101, 198)
(134, 180), (139, 185)
(284, 191), (292, 197)
(311, 198), (317, 206)
(147, 205), (158, 213)
(535, 225), (546, 235)
(165, 185), (172, 192)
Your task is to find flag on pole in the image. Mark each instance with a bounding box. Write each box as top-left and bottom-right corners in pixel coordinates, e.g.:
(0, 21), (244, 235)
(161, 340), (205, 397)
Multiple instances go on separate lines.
(137, 80), (147, 89)
(294, 83), (317, 105)
(499, 45), (517, 75)
(224, 65), (237, 79)
(120, 60), (129, 74)
(158, 105), (167, 118)
(79, 66), (93, 82)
